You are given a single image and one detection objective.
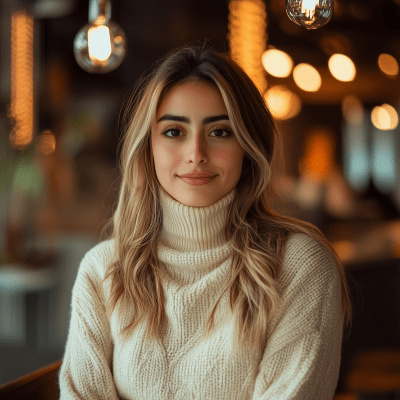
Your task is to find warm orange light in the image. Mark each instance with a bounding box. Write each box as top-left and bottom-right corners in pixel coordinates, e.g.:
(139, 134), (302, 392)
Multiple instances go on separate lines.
(381, 104), (399, 129)
(293, 63), (321, 92)
(331, 240), (356, 262)
(299, 128), (335, 182)
(9, 10), (35, 150)
(228, 0), (268, 95)
(378, 53), (399, 77)
(371, 104), (398, 130)
(328, 54), (356, 82)
(261, 48), (293, 78)
(264, 85), (301, 120)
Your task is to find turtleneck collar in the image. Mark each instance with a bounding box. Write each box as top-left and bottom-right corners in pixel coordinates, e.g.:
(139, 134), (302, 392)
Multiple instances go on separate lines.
(158, 186), (235, 253)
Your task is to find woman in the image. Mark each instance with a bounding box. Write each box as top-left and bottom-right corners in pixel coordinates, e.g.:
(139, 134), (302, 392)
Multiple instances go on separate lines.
(59, 41), (353, 399)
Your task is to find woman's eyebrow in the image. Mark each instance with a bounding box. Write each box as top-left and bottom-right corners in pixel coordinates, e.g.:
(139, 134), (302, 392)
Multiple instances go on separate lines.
(156, 114), (229, 125)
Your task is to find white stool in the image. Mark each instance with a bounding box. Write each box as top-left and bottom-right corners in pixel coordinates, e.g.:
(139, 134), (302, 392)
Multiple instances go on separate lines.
(0, 263), (59, 348)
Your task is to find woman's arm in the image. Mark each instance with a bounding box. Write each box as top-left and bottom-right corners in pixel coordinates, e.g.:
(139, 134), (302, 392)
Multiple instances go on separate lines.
(251, 239), (343, 400)
(59, 251), (120, 399)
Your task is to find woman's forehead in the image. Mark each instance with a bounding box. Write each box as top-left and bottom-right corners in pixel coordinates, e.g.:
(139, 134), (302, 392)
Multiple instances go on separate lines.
(156, 81), (227, 118)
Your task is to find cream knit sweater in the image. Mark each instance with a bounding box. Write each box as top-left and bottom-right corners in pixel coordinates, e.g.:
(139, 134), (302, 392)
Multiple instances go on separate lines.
(59, 186), (343, 400)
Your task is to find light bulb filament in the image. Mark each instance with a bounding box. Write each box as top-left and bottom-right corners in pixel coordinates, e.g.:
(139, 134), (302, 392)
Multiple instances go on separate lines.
(88, 24), (112, 61)
(285, 0), (333, 29)
(301, 0), (319, 20)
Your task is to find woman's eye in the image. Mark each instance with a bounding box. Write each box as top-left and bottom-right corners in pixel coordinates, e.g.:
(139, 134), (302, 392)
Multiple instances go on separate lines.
(161, 127), (233, 139)
(162, 129), (182, 138)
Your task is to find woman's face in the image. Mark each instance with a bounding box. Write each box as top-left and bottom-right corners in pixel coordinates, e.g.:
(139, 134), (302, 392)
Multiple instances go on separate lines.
(151, 80), (245, 207)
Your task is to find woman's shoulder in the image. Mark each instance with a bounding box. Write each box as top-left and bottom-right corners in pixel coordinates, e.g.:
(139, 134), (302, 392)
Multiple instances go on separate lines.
(78, 238), (117, 281)
(285, 232), (334, 260)
(83, 238), (116, 261)
(71, 239), (117, 303)
(282, 231), (338, 282)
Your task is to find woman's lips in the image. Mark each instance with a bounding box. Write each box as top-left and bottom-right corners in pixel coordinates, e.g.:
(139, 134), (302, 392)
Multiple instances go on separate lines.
(179, 176), (216, 186)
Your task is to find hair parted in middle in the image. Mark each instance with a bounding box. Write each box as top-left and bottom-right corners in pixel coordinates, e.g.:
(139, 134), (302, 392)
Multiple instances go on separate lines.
(100, 39), (353, 357)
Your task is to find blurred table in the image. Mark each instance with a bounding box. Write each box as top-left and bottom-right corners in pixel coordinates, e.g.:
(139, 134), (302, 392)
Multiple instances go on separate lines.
(0, 257), (60, 349)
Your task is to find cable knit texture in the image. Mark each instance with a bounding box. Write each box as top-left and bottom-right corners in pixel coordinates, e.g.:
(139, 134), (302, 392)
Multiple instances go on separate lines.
(59, 186), (343, 400)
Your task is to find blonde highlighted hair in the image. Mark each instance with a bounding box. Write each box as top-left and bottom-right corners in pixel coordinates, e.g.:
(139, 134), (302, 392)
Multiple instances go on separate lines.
(100, 40), (353, 356)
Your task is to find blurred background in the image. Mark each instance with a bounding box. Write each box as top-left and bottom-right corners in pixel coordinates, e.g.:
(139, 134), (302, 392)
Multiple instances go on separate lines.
(0, 0), (400, 398)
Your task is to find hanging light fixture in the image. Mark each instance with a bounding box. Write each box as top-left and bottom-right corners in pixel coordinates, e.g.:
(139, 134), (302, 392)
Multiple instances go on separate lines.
(73, 0), (127, 73)
(286, 0), (334, 29)
(9, 9), (35, 149)
(228, 0), (268, 95)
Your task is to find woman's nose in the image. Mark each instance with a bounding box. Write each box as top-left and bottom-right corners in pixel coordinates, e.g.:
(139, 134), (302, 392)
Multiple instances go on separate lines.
(185, 135), (209, 163)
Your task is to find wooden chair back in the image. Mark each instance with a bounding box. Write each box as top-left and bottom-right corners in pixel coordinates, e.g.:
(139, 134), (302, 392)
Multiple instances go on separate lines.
(0, 359), (62, 400)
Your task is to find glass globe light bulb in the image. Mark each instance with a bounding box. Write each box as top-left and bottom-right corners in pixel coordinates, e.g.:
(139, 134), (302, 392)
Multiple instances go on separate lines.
(73, 0), (127, 73)
(285, 0), (334, 29)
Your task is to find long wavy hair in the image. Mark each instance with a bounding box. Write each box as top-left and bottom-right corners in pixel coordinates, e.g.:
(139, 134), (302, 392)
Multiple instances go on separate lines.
(100, 40), (353, 356)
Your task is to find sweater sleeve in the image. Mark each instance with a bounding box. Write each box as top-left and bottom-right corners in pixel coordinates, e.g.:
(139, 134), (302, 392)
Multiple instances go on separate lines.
(58, 247), (120, 400)
(251, 237), (344, 400)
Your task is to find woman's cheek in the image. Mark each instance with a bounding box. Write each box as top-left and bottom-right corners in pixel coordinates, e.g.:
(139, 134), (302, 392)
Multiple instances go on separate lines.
(214, 148), (238, 167)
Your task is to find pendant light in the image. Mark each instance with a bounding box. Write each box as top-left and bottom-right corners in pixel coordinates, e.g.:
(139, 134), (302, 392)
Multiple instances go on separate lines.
(73, 0), (127, 73)
(286, 0), (334, 29)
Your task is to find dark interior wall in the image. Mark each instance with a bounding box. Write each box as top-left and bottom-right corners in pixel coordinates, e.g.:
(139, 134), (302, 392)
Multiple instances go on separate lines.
(336, 258), (400, 393)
